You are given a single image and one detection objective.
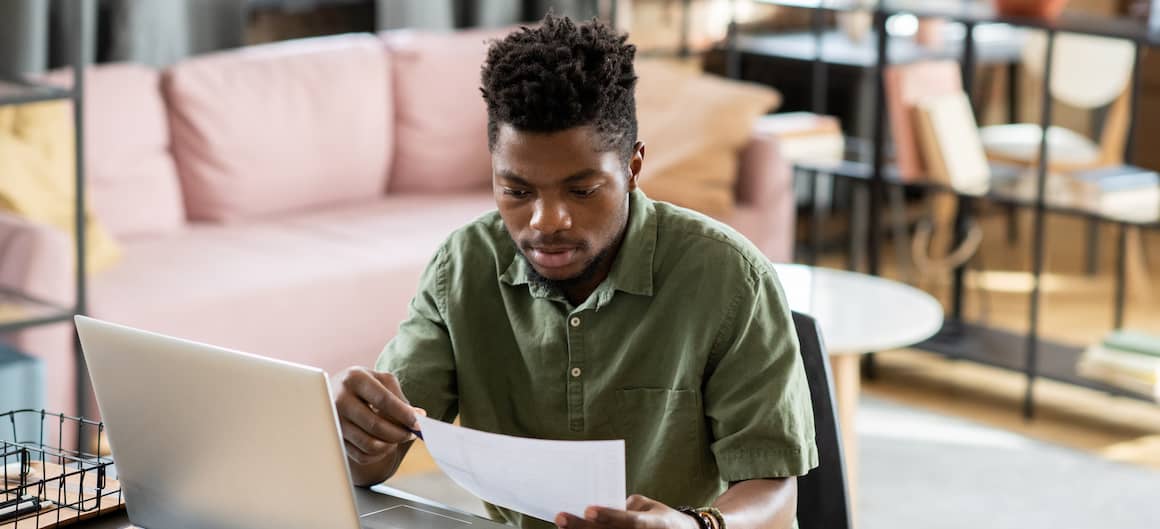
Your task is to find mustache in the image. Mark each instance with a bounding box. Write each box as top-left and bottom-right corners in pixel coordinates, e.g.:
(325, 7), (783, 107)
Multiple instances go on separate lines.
(521, 236), (587, 250)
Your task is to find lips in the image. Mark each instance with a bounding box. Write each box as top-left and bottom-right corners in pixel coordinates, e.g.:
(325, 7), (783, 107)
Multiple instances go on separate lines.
(527, 247), (580, 269)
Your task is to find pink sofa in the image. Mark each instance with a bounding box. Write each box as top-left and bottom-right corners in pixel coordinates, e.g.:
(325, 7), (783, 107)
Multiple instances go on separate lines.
(0, 30), (795, 418)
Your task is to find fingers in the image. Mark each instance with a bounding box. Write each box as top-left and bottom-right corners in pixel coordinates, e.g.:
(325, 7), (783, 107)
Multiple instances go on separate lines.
(343, 369), (419, 431)
(334, 368), (423, 455)
(336, 393), (414, 444)
(339, 418), (390, 455)
(360, 371), (420, 429)
(343, 440), (379, 466)
(584, 507), (647, 528)
(555, 502), (663, 529)
(556, 512), (605, 529)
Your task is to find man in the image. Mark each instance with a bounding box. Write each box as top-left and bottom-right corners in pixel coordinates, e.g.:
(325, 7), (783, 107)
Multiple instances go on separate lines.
(332, 13), (817, 529)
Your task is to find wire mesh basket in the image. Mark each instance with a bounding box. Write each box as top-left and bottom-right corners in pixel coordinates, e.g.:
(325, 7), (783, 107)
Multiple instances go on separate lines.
(1, 410), (123, 528)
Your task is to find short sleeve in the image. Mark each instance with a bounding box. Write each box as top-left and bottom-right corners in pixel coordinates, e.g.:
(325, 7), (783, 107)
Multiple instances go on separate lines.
(375, 245), (459, 423)
(703, 263), (818, 482)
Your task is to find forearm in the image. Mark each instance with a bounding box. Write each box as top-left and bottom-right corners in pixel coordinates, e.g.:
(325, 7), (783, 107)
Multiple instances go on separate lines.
(349, 441), (413, 487)
(711, 478), (797, 529)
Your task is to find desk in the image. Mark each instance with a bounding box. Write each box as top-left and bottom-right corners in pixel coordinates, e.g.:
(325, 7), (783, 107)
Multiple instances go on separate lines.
(774, 263), (943, 518)
(66, 485), (488, 528)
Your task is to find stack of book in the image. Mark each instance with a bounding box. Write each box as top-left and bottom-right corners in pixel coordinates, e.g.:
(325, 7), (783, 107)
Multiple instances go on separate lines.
(752, 112), (845, 164)
(1077, 330), (1160, 400)
(1069, 165), (1160, 223)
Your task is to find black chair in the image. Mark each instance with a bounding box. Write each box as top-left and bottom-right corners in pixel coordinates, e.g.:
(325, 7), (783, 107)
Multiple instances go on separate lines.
(792, 311), (852, 529)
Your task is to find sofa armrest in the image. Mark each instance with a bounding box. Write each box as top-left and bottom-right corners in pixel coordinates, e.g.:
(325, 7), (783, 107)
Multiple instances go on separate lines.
(0, 212), (79, 416)
(735, 130), (796, 262)
(0, 212), (73, 307)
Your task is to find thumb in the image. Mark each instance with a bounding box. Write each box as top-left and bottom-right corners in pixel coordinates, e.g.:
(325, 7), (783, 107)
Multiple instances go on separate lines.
(626, 494), (655, 512)
(371, 371), (410, 403)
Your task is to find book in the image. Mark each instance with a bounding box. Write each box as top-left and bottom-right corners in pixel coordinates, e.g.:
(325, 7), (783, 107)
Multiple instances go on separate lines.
(1079, 344), (1160, 384)
(1077, 356), (1160, 400)
(1070, 165), (1160, 195)
(1097, 187), (1160, 223)
(752, 112), (845, 163)
(883, 60), (963, 181)
(1103, 330), (1160, 359)
(912, 91), (991, 196)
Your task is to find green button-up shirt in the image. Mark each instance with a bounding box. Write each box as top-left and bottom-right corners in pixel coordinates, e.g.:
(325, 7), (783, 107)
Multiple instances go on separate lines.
(377, 190), (818, 528)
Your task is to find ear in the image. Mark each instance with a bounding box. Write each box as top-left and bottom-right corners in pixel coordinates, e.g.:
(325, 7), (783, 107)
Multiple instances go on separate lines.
(627, 141), (645, 192)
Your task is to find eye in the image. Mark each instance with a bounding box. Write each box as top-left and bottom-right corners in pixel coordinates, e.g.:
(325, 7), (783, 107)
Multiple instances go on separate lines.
(503, 188), (531, 199)
(571, 187), (598, 198)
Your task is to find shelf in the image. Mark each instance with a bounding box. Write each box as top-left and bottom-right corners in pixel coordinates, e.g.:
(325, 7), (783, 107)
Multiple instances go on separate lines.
(0, 79), (73, 107)
(915, 321), (1157, 403)
(0, 288), (75, 334)
(731, 27), (1025, 68)
(755, 0), (1159, 44)
(793, 154), (1160, 227)
(753, 0), (866, 13)
(880, 0), (1156, 43)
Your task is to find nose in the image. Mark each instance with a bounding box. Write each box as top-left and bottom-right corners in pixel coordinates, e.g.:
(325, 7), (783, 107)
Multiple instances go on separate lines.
(529, 197), (572, 234)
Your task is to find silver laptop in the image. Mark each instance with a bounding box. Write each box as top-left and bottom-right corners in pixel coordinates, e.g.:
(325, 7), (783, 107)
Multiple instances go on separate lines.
(75, 315), (507, 529)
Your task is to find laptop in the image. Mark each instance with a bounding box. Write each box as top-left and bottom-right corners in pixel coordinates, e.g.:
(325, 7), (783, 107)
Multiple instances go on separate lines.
(75, 315), (509, 529)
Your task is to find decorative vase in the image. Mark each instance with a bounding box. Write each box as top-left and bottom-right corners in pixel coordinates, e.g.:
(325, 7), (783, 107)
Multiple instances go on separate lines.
(994, 0), (1069, 19)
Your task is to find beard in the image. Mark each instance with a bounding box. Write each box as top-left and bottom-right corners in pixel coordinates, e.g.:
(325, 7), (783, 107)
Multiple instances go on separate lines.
(520, 246), (610, 294)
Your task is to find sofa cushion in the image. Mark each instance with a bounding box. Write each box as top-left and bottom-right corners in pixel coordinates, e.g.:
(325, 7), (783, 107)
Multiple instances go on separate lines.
(634, 58), (780, 219)
(44, 64), (187, 239)
(164, 33), (391, 222)
(88, 195), (495, 376)
(0, 101), (122, 272)
(381, 27), (516, 194)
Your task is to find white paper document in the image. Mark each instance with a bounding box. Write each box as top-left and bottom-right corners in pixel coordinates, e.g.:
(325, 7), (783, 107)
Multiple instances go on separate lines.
(416, 416), (626, 522)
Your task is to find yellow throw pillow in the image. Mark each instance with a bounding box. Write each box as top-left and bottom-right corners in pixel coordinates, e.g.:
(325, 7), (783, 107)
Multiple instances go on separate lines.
(0, 101), (120, 274)
(634, 58), (781, 218)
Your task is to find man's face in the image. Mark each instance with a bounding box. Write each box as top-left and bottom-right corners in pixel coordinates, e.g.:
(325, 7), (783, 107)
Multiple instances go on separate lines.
(492, 123), (644, 285)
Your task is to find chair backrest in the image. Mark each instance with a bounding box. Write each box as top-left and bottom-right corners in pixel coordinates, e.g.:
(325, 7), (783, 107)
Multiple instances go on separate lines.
(1022, 31), (1136, 166)
(1022, 31), (1135, 110)
(792, 311), (852, 529)
(1019, 31), (1136, 167)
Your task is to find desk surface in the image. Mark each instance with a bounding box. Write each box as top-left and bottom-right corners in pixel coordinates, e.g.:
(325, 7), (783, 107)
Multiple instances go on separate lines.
(66, 485), (483, 529)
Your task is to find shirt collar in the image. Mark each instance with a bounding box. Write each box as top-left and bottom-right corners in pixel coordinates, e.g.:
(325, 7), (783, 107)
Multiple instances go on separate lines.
(500, 189), (657, 303)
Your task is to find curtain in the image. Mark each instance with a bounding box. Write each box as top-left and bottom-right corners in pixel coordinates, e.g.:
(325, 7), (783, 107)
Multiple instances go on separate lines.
(106, 0), (245, 68)
(0, 0), (50, 78)
(375, 0), (600, 30)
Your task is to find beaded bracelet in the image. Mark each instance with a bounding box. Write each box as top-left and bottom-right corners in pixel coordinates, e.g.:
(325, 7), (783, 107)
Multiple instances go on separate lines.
(701, 507), (726, 529)
(677, 506), (726, 529)
(676, 507), (711, 529)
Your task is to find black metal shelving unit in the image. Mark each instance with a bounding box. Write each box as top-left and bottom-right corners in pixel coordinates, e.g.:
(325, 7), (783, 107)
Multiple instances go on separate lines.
(0, 1), (90, 417)
(730, 0), (1160, 414)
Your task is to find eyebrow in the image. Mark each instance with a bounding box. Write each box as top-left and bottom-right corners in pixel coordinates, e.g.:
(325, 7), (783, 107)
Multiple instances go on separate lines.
(498, 168), (602, 186)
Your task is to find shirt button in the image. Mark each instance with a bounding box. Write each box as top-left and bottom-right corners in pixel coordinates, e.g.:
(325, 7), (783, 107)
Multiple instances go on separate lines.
(571, 367), (582, 378)
(570, 317), (581, 328)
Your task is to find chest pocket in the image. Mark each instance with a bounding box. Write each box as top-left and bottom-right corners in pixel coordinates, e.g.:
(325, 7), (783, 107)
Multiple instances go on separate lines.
(614, 388), (713, 500)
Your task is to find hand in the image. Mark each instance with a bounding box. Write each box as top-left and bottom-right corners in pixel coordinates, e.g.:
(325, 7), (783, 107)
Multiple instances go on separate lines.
(331, 367), (425, 466)
(555, 494), (701, 529)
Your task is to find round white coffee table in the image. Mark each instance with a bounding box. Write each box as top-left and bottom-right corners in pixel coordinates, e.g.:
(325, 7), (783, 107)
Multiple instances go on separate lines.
(773, 263), (943, 518)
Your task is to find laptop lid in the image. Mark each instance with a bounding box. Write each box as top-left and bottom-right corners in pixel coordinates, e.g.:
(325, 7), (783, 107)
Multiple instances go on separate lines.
(76, 316), (363, 529)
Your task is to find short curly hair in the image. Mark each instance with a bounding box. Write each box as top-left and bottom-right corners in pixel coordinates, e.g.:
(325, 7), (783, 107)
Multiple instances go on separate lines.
(480, 13), (638, 161)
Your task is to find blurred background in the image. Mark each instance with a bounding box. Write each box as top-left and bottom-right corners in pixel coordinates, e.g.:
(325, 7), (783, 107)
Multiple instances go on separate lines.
(1, 1), (1159, 528)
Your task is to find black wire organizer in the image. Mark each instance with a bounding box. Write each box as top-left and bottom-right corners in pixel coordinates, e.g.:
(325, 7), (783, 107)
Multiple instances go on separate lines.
(0, 410), (123, 528)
